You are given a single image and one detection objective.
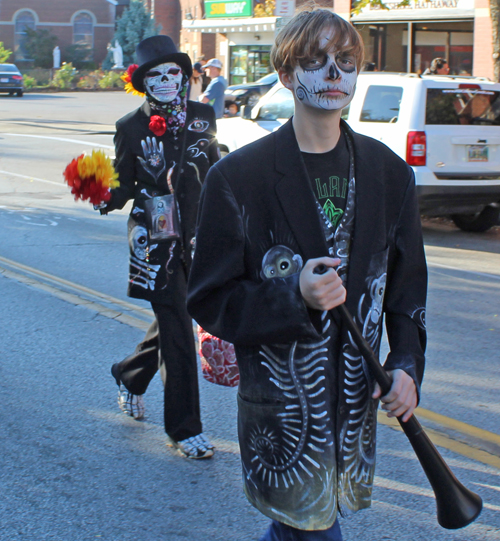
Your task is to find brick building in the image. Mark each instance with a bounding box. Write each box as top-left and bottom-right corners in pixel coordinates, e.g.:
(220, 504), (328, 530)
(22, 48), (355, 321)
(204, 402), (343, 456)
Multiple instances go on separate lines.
(178, 0), (217, 62)
(0, 0), (117, 66)
(179, 0), (330, 84)
(3, 0), (496, 79)
(178, 0), (498, 83)
(338, 0), (494, 79)
(143, 0), (184, 46)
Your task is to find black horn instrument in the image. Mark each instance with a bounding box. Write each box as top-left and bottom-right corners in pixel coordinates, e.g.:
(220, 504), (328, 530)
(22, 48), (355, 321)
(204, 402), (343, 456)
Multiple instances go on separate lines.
(313, 264), (482, 529)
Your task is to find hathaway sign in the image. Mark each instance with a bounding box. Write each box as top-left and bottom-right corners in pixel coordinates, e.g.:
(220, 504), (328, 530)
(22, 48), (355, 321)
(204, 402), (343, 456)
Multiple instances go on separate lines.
(205, 0), (252, 17)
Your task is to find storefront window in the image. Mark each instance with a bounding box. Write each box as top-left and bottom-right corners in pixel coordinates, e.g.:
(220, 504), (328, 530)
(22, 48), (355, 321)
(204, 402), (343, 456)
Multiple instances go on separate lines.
(413, 22), (473, 75)
(356, 24), (408, 72)
(355, 21), (473, 75)
(229, 45), (273, 84)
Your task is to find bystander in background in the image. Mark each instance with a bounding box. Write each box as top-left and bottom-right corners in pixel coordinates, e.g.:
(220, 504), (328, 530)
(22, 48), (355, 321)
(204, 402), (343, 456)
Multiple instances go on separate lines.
(188, 62), (204, 101)
(199, 58), (228, 119)
(423, 58), (450, 75)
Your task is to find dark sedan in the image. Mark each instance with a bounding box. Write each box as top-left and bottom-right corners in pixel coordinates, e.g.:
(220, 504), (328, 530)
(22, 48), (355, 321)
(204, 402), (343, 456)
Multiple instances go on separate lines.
(0, 64), (23, 97)
(224, 72), (278, 109)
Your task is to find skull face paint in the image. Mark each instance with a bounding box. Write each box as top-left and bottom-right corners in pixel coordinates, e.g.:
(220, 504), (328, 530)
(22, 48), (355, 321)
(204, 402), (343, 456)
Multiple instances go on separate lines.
(292, 35), (357, 111)
(144, 62), (184, 103)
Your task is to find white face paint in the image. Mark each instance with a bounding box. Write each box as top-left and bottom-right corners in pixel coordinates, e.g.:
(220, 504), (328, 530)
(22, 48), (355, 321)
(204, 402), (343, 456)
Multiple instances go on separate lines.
(291, 30), (357, 111)
(144, 62), (184, 103)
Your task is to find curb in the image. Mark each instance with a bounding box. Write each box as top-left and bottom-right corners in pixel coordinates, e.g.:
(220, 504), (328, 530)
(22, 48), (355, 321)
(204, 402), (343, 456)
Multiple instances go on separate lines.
(23, 87), (124, 93)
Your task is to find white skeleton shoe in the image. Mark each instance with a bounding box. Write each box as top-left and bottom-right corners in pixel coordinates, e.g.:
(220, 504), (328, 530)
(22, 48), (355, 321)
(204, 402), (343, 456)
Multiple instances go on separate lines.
(197, 433), (215, 450)
(117, 384), (145, 420)
(169, 434), (214, 459)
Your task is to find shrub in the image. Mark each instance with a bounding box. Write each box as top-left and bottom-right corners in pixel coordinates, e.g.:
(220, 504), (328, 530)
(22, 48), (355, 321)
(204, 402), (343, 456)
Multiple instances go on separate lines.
(77, 70), (104, 89)
(51, 63), (78, 89)
(65, 44), (95, 70)
(23, 75), (37, 89)
(0, 41), (12, 63)
(23, 68), (51, 86)
(98, 70), (124, 89)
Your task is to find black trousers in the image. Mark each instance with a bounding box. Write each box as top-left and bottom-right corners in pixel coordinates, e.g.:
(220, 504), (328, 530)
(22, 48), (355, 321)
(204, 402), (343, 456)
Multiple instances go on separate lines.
(114, 274), (202, 442)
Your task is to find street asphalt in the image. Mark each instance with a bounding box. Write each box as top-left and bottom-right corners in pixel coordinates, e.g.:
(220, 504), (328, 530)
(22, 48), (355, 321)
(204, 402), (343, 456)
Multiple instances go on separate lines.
(0, 92), (499, 540)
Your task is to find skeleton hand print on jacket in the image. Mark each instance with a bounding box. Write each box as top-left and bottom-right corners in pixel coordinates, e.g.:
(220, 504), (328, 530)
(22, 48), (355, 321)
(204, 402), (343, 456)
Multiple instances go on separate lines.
(104, 100), (219, 304)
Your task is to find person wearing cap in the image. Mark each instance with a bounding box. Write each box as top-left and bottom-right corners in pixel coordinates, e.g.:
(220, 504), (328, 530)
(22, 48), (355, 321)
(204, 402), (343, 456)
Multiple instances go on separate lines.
(188, 62), (204, 102)
(97, 35), (220, 459)
(200, 58), (228, 119)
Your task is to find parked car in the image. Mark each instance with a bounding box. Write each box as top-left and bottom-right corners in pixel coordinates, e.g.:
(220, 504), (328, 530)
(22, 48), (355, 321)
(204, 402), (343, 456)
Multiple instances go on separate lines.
(224, 71), (278, 110)
(0, 64), (23, 97)
(217, 72), (500, 232)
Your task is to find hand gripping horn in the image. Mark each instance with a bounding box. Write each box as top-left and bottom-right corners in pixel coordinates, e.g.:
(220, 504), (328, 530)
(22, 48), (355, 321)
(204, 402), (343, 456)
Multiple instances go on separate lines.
(313, 264), (482, 529)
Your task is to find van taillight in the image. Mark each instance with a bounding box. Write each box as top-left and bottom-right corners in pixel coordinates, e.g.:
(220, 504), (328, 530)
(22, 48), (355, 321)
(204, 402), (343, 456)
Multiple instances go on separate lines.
(406, 131), (426, 166)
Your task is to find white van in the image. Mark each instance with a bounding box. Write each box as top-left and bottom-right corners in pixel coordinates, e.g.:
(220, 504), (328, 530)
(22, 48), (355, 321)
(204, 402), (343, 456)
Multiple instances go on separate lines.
(216, 72), (500, 232)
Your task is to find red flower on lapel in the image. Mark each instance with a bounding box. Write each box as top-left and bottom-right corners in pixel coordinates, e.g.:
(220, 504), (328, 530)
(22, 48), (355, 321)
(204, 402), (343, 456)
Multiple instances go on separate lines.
(149, 115), (167, 137)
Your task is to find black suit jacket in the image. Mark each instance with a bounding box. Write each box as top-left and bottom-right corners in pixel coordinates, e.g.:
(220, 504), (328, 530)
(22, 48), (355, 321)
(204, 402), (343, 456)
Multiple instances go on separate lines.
(105, 100), (219, 304)
(187, 119), (427, 529)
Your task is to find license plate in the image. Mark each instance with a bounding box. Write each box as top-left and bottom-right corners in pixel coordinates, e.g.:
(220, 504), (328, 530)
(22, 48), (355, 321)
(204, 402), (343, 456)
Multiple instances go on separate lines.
(0, 78), (8, 83)
(468, 145), (488, 162)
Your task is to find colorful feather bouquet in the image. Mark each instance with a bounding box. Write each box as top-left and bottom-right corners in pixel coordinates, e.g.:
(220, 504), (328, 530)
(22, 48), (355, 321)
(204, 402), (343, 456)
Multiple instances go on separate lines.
(63, 150), (119, 205)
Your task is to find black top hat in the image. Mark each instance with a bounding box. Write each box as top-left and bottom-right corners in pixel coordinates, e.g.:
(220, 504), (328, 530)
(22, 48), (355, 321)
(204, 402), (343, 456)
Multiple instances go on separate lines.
(131, 35), (193, 93)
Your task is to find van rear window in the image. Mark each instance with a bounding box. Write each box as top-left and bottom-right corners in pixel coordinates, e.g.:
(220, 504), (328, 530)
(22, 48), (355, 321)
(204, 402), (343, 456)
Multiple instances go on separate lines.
(426, 88), (500, 125)
(360, 86), (403, 123)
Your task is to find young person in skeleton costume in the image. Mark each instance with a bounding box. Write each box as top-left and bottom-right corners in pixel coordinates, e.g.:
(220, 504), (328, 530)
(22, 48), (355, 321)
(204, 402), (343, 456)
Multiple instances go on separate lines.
(187, 9), (427, 538)
(98, 35), (219, 459)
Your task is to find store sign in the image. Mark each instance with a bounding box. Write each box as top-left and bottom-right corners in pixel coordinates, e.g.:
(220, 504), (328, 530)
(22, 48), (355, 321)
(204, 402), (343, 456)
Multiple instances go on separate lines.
(205, 0), (252, 18)
(275, 0), (295, 17)
(377, 0), (459, 9)
(352, 0), (474, 16)
(355, 0), (473, 14)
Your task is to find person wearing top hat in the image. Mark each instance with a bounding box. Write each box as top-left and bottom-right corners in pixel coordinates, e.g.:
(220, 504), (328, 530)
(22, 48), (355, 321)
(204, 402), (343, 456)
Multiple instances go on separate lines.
(200, 58), (228, 119)
(97, 34), (220, 459)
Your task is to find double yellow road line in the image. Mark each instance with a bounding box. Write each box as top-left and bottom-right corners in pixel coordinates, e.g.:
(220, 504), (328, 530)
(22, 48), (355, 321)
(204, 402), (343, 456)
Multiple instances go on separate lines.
(1, 254), (499, 470)
(0, 254), (153, 331)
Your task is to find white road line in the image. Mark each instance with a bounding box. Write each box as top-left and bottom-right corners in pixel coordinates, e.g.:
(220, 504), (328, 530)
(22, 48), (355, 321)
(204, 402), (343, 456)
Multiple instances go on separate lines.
(0, 170), (63, 186)
(475, 482), (500, 493)
(3, 133), (114, 149)
(375, 476), (500, 512)
(428, 261), (500, 281)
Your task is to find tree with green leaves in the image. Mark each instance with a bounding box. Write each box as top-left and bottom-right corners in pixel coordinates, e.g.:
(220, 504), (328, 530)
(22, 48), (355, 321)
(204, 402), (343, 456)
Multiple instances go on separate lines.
(102, 0), (160, 69)
(65, 43), (95, 70)
(0, 42), (12, 63)
(490, 0), (500, 81)
(351, 0), (409, 15)
(24, 28), (58, 69)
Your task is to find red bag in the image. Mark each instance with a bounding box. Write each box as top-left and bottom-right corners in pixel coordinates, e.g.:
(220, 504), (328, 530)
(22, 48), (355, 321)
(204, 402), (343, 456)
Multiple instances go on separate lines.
(197, 326), (239, 387)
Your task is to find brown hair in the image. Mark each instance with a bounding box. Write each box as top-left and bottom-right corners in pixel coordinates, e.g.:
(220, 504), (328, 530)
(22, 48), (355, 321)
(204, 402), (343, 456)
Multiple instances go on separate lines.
(271, 8), (364, 75)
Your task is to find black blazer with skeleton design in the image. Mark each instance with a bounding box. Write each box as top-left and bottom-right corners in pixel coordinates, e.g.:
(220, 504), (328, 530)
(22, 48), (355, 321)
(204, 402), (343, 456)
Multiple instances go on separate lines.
(105, 100), (219, 304)
(187, 119), (427, 530)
